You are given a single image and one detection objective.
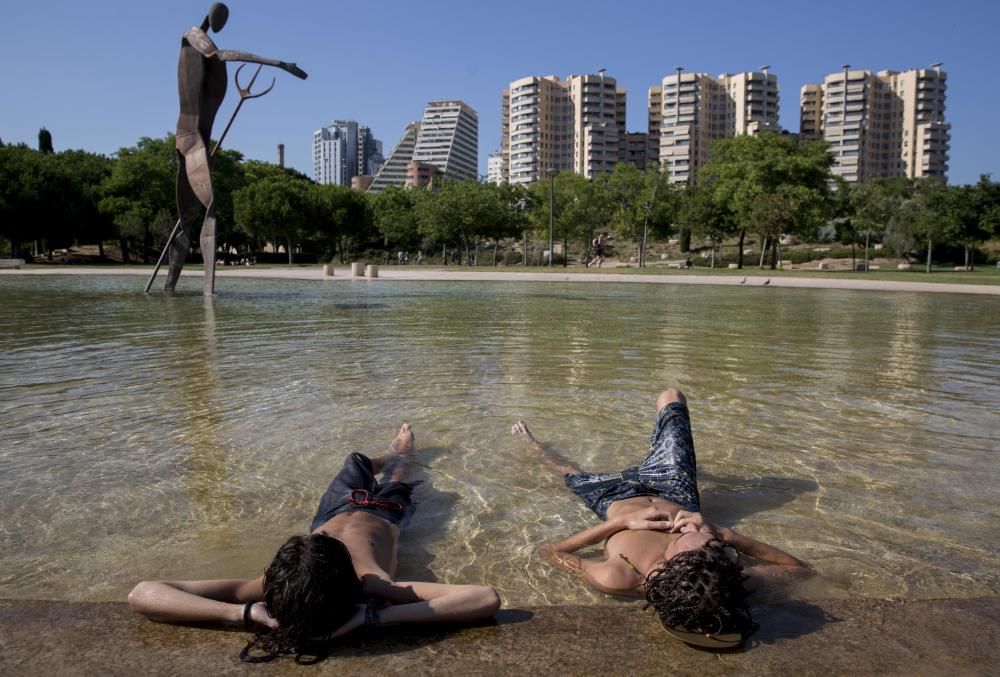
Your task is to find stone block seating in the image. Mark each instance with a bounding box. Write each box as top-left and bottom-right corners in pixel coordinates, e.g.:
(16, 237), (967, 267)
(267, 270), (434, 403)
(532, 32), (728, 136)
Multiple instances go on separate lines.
(0, 259), (26, 269)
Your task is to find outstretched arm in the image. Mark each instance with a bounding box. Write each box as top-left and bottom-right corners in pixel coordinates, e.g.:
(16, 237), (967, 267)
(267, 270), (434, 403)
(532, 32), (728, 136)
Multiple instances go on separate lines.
(716, 526), (809, 568)
(214, 50), (307, 79)
(183, 28), (307, 79)
(329, 577), (500, 637)
(538, 507), (674, 585)
(671, 510), (808, 568)
(127, 577), (274, 627)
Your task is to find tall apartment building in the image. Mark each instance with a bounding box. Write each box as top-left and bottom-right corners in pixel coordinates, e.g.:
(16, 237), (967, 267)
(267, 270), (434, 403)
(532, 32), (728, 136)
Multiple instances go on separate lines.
(368, 122), (421, 193)
(799, 65), (949, 183)
(411, 100), (479, 182)
(651, 69), (779, 184)
(487, 151), (504, 183)
(312, 120), (359, 185)
(501, 72), (626, 186)
(368, 100), (480, 192)
(357, 126), (384, 178)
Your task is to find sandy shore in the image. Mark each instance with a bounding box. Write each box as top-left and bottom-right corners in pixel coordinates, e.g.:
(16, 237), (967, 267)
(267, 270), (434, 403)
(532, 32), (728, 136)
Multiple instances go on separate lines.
(2, 265), (999, 295)
(0, 598), (994, 675)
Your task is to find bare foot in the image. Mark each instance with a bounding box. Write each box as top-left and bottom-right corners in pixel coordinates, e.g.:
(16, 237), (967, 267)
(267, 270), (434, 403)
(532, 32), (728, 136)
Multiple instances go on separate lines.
(512, 419), (579, 475)
(511, 419), (537, 444)
(390, 423), (415, 455)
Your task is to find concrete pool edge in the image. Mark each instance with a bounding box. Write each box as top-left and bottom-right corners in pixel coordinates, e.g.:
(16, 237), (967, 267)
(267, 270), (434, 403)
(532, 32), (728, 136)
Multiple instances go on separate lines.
(1, 597), (995, 675)
(2, 266), (999, 296)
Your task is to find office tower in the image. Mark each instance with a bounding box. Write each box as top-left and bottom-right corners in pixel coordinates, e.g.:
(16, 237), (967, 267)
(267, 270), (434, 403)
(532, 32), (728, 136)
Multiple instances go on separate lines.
(501, 72), (627, 185)
(487, 151), (504, 183)
(368, 122), (421, 193)
(312, 120), (359, 185)
(799, 65), (949, 183)
(411, 100), (479, 182)
(651, 68), (779, 184)
(357, 126), (384, 178)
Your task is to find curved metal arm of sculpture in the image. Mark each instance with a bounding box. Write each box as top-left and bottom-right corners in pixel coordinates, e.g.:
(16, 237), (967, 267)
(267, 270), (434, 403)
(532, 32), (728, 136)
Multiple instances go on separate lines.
(209, 64), (273, 157)
(213, 49), (307, 79)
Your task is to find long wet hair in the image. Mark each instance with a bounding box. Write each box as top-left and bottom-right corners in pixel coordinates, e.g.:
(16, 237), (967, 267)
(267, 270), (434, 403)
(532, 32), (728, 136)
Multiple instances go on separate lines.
(643, 543), (753, 637)
(240, 534), (363, 663)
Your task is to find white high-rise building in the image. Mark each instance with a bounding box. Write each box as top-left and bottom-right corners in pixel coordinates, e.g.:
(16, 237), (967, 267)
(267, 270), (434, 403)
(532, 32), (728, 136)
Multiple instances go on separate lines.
(412, 100), (479, 182)
(368, 100), (479, 192)
(312, 120), (359, 185)
(652, 68), (779, 184)
(799, 65), (949, 184)
(501, 72), (626, 186)
(368, 122), (421, 193)
(487, 151), (504, 183)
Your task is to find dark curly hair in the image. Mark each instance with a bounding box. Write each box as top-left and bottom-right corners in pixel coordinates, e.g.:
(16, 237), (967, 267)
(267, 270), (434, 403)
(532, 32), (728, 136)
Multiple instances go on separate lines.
(644, 543), (753, 638)
(240, 534), (363, 664)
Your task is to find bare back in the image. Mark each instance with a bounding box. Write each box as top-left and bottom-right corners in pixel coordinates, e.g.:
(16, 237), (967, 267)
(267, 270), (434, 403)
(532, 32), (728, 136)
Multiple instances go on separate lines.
(312, 510), (400, 581)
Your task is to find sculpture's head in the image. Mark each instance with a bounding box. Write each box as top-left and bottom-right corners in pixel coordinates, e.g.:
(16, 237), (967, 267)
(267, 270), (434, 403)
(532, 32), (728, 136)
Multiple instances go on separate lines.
(207, 3), (229, 32)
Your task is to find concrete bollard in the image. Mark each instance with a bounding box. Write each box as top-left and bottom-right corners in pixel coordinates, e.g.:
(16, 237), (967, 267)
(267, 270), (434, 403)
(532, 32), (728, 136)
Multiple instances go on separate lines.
(322, 264), (334, 276)
(365, 264), (379, 278)
(351, 262), (365, 277)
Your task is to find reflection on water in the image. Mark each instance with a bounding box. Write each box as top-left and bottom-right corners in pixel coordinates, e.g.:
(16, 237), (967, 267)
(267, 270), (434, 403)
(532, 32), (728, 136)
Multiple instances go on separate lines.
(0, 275), (997, 605)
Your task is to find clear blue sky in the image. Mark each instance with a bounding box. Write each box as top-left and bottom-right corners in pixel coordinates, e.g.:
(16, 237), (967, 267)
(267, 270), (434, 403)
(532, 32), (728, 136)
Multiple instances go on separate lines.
(1, 0), (996, 185)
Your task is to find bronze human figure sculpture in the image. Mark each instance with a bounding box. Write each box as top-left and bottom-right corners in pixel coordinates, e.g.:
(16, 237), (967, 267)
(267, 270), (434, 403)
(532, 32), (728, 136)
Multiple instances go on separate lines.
(165, 3), (306, 295)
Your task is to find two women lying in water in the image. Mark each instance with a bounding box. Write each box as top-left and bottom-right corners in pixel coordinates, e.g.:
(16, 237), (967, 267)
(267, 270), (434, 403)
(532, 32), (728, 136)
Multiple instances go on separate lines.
(129, 389), (810, 658)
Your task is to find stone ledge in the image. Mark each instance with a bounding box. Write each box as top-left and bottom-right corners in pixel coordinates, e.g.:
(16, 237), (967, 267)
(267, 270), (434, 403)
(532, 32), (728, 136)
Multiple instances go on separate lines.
(0, 598), (995, 676)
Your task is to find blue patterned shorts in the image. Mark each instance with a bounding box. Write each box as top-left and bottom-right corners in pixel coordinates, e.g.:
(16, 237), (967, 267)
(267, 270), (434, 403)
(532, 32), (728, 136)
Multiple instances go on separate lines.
(564, 401), (701, 520)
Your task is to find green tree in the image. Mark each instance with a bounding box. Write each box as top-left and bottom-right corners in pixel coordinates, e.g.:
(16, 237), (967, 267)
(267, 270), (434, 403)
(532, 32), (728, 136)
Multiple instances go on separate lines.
(910, 178), (959, 273)
(487, 182), (533, 265)
(56, 150), (115, 257)
(372, 186), (422, 251)
(608, 165), (676, 267)
(677, 183), (733, 267)
(99, 136), (176, 263)
(416, 180), (496, 264)
(849, 176), (912, 269)
(310, 183), (371, 262)
(0, 144), (49, 257)
(703, 133), (833, 269)
(234, 173), (309, 263)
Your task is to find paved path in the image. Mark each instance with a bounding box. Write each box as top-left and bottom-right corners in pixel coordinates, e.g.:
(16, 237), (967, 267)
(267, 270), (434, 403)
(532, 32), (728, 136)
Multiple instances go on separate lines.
(0, 597), (994, 675)
(3, 265), (999, 295)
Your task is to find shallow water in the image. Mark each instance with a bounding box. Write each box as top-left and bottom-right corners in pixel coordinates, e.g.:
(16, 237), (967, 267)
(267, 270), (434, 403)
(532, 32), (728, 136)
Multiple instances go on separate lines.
(0, 275), (997, 605)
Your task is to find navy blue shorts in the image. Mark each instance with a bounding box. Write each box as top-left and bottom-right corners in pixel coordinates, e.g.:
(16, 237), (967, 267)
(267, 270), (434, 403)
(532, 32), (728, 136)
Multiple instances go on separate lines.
(564, 401), (701, 520)
(309, 453), (418, 531)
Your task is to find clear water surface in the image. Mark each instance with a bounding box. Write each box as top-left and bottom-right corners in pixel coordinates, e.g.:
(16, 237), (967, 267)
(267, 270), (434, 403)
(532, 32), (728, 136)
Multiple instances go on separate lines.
(0, 275), (997, 606)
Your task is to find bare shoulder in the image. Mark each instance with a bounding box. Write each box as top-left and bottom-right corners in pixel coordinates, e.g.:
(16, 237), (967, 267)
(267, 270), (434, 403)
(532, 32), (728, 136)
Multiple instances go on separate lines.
(582, 559), (643, 597)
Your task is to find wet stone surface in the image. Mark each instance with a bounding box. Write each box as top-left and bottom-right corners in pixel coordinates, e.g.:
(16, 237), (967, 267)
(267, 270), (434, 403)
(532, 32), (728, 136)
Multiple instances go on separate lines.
(0, 597), (995, 676)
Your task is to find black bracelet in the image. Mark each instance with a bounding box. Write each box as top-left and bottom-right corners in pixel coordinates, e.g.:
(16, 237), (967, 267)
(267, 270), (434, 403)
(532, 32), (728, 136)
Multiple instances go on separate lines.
(243, 601), (254, 629)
